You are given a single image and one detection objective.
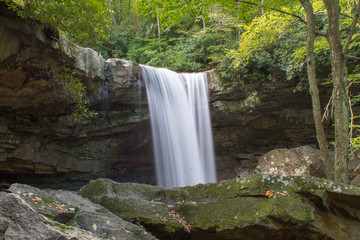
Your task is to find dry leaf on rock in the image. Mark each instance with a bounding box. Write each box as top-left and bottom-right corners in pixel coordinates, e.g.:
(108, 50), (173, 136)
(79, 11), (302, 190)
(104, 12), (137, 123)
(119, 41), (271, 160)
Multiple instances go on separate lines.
(265, 189), (274, 198)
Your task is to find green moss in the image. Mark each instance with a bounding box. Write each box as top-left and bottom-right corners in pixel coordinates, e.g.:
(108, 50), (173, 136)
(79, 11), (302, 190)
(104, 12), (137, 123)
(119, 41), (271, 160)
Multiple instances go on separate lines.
(162, 222), (182, 233)
(167, 175), (320, 232)
(177, 191), (313, 231)
(58, 223), (70, 232)
(79, 178), (113, 198)
(42, 196), (53, 204)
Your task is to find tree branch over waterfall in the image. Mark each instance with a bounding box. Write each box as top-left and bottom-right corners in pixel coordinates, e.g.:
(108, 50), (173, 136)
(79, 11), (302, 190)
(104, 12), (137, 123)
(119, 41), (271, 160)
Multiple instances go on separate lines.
(235, 0), (307, 24)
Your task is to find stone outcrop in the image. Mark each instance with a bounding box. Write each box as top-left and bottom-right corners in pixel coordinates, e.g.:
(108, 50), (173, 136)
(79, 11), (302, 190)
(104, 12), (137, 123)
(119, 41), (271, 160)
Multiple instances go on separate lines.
(78, 175), (360, 240)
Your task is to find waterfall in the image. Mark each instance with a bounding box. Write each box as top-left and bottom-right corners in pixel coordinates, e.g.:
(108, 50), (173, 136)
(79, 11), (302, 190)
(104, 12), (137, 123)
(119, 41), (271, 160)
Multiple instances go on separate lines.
(141, 65), (216, 188)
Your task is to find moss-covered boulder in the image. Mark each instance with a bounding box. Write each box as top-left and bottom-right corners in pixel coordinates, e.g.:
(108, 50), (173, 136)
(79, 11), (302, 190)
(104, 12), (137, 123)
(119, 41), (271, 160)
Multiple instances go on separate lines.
(79, 175), (360, 240)
(79, 178), (184, 239)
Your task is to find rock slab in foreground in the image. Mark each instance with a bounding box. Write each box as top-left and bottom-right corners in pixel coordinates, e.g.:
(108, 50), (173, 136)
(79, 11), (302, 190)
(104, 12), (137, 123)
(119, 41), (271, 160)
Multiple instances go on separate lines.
(0, 184), (156, 240)
(79, 175), (360, 240)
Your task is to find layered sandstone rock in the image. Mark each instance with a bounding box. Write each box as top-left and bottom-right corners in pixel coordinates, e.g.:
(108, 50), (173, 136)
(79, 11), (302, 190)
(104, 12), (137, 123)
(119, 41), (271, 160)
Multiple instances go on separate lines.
(0, 2), (153, 185)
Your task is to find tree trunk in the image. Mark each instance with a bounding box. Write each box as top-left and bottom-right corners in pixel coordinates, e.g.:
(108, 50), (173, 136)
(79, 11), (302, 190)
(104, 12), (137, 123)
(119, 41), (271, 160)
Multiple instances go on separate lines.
(202, 8), (206, 28)
(299, 0), (332, 179)
(236, 4), (241, 40)
(157, 13), (161, 41)
(323, 0), (349, 183)
(108, 2), (117, 26)
(156, 7), (161, 51)
(119, 0), (123, 22)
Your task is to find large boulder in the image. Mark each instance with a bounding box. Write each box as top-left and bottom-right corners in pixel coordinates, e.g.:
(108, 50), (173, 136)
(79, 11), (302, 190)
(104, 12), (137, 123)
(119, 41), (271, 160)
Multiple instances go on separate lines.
(255, 145), (325, 177)
(79, 175), (360, 240)
(255, 146), (360, 180)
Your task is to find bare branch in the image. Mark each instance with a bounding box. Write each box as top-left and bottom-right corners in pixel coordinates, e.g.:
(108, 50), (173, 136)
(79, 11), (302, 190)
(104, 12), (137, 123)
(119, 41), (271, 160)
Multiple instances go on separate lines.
(340, 12), (354, 19)
(347, 54), (360, 60)
(236, 0), (307, 24)
(340, 11), (360, 23)
(322, 94), (334, 121)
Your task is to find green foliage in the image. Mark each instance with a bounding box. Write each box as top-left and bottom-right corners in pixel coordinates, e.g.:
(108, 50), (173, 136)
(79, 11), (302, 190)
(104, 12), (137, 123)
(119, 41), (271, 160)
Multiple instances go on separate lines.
(240, 91), (260, 111)
(97, 0), (360, 87)
(5, 0), (360, 95)
(141, 28), (214, 71)
(93, 3), (241, 72)
(92, 27), (131, 60)
(230, 12), (295, 67)
(350, 116), (360, 153)
(224, 0), (360, 87)
(2, 0), (111, 45)
(132, 0), (207, 27)
(349, 75), (360, 153)
(54, 67), (97, 121)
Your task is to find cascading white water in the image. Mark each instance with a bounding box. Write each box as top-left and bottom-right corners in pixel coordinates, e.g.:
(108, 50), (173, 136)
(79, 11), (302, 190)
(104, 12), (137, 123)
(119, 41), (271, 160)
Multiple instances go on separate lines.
(141, 65), (216, 188)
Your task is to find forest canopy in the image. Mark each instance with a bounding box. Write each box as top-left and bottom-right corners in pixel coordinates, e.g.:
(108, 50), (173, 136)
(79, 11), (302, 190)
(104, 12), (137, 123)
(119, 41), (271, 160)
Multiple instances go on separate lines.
(2, 0), (112, 44)
(4, 0), (359, 85)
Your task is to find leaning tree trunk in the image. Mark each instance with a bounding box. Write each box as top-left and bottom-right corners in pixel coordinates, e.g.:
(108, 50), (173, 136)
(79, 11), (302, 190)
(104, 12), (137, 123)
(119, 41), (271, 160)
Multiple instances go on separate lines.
(323, 0), (349, 183)
(299, 0), (332, 179)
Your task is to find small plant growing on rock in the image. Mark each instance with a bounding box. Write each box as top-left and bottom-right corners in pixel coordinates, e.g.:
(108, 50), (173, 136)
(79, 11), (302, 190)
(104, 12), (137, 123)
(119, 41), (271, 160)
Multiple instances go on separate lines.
(240, 91), (260, 112)
(52, 67), (97, 121)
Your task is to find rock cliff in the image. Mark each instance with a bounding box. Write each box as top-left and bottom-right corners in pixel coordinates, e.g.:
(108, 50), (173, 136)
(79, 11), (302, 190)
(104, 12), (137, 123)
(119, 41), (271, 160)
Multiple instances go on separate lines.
(0, 2), (153, 185)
